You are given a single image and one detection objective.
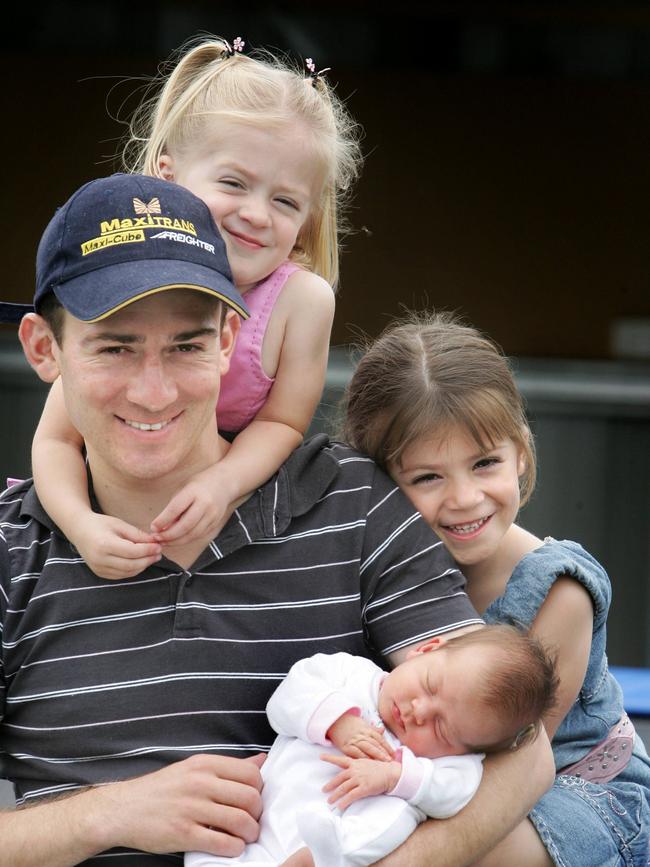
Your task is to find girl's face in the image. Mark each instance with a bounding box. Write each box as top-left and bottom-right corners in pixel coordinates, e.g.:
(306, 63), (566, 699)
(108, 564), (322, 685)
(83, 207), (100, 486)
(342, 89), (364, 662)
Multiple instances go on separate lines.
(389, 428), (525, 571)
(159, 121), (322, 292)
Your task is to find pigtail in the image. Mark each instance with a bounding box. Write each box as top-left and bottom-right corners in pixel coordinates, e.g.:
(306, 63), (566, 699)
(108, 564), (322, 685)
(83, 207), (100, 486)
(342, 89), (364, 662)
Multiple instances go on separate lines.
(124, 37), (242, 177)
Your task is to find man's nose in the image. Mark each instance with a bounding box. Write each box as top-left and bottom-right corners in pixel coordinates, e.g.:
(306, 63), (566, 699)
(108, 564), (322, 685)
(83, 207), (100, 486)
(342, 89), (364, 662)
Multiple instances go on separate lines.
(125, 358), (178, 411)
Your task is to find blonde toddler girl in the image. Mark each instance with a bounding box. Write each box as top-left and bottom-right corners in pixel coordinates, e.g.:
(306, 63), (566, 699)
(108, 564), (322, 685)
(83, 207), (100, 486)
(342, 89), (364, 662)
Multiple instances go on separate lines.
(32, 36), (362, 578)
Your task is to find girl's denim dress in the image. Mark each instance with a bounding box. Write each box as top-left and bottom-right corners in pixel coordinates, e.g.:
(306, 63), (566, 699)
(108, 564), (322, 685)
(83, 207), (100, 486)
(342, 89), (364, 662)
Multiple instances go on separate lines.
(485, 539), (650, 867)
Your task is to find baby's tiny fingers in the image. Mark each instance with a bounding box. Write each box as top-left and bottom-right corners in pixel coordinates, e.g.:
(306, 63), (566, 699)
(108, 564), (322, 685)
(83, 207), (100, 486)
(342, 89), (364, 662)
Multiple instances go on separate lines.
(319, 753), (349, 769)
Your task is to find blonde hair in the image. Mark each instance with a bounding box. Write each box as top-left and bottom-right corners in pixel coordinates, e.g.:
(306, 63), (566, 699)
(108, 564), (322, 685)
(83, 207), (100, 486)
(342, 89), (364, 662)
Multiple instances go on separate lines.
(442, 625), (558, 753)
(123, 36), (363, 288)
(341, 310), (537, 505)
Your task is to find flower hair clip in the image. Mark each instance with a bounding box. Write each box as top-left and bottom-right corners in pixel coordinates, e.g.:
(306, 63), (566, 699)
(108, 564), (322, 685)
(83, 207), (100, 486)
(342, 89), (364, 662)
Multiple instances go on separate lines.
(305, 58), (331, 86)
(223, 36), (245, 57)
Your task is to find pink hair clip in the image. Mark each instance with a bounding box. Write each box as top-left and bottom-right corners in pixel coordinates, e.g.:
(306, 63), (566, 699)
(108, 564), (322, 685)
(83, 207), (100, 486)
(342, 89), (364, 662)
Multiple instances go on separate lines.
(305, 58), (331, 86)
(224, 36), (245, 57)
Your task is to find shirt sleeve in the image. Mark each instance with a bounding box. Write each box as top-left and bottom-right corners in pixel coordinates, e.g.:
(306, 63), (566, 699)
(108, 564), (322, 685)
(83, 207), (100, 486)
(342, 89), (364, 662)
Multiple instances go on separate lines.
(359, 465), (484, 657)
(0, 526), (11, 740)
(388, 747), (484, 818)
(266, 652), (380, 745)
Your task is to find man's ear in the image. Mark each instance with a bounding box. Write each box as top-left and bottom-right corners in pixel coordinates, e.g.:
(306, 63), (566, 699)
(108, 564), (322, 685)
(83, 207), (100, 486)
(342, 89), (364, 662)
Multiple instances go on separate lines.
(219, 309), (241, 377)
(158, 154), (175, 181)
(405, 637), (444, 661)
(18, 314), (61, 383)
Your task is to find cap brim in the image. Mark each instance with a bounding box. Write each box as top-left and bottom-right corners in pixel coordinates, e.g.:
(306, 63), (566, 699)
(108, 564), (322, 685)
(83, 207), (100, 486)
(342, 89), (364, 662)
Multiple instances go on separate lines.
(54, 259), (249, 322)
(0, 302), (35, 324)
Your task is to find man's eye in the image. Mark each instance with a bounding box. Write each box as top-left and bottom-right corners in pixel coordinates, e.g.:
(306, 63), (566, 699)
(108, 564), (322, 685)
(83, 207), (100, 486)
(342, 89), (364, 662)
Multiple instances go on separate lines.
(100, 346), (127, 355)
(175, 343), (200, 353)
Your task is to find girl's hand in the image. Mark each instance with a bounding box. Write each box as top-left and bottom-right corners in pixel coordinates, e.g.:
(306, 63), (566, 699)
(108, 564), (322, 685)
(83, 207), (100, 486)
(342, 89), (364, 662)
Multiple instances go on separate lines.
(74, 513), (162, 580)
(149, 472), (235, 547)
(321, 754), (402, 810)
(326, 713), (395, 761)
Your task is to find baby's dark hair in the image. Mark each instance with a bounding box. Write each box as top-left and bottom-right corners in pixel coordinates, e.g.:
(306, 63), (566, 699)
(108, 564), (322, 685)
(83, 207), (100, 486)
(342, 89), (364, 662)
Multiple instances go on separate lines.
(443, 624), (558, 753)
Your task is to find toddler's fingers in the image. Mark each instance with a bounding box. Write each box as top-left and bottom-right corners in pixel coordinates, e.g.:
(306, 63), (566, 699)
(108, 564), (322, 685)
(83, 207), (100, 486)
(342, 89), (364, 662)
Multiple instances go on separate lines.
(91, 553), (162, 580)
(150, 490), (195, 533)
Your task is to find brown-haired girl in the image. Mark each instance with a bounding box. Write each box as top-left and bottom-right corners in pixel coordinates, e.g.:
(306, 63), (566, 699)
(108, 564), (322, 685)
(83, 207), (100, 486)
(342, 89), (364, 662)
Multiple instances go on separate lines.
(342, 310), (650, 867)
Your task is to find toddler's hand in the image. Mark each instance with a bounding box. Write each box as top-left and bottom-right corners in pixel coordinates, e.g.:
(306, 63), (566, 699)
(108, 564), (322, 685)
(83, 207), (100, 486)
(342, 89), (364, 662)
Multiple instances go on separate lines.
(326, 712), (394, 761)
(149, 471), (234, 547)
(74, 513), (162, 580)
(321, 754), (402, 810)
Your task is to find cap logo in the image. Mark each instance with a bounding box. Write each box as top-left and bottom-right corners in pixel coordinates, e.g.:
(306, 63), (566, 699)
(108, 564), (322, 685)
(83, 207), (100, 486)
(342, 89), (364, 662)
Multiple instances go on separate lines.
(79, 195), (200, 257)
(133, 197), (161, 215)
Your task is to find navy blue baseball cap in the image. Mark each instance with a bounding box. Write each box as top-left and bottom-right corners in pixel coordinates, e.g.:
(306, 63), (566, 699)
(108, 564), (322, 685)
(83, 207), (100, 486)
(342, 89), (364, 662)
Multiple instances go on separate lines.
(0, 173), (249, 324)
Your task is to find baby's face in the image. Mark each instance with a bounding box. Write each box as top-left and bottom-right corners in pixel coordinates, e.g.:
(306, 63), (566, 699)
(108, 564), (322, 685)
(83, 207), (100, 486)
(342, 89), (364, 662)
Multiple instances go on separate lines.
(377, 642), (507, 758)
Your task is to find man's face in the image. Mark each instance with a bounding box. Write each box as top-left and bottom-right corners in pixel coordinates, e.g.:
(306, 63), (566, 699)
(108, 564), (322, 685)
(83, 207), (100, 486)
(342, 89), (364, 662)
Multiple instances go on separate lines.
(48, 290), (237, 486)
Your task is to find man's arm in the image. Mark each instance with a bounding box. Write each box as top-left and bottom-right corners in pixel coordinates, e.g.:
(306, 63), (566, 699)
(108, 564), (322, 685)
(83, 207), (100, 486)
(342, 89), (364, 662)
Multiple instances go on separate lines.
(0, 754), (264, 867)
(372, 728), (555, 867)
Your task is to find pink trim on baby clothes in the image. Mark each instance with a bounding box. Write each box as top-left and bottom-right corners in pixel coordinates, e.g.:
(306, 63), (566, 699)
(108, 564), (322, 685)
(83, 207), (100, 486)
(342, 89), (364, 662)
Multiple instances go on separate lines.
(306, 696), (361, 746)
(387, 745), (425, 801)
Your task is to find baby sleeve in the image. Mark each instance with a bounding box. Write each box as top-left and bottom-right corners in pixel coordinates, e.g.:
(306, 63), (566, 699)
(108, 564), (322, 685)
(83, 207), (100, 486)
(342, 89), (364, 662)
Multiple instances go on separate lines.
(389, 747), (484, 818)
(266, 652), (381, 746)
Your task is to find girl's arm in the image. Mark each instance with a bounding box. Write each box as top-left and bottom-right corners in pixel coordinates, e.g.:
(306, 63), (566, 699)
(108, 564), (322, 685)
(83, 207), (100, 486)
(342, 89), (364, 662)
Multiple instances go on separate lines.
(32, 380), (162, 579)
(151, 271), (335, 544)
(530, 576), (593, 738)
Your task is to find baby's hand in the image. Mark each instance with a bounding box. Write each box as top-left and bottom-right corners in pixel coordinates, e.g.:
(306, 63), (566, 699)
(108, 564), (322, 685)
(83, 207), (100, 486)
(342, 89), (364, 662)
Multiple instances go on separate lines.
(74, 513), (162, 580)
(326, 712), (394, 761)
(149, 470), (234, 547)
(321, 754), (402, 810)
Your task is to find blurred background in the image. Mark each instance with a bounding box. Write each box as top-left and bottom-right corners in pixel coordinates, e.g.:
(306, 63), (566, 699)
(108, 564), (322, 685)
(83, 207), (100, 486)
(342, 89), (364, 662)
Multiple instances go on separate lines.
(1, 1), (649, 664)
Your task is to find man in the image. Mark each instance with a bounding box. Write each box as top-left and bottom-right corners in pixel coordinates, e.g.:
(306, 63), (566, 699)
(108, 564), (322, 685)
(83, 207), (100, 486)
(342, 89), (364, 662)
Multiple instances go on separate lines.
(0, 174), (553, 866)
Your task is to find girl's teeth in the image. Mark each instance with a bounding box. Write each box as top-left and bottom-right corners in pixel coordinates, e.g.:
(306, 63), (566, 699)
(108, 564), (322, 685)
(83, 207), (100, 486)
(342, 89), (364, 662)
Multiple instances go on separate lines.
(447, 517), (487, 534)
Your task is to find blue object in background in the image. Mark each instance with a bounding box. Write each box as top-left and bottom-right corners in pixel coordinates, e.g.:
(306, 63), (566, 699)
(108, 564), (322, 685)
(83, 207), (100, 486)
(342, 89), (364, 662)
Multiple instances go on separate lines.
(610, 666), (650, 717)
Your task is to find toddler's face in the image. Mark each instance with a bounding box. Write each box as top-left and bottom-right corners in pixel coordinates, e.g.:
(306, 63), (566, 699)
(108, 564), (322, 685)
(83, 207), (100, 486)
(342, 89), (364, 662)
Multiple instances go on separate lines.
(377, 640), (507, 758)
(159, 120), (323, 292)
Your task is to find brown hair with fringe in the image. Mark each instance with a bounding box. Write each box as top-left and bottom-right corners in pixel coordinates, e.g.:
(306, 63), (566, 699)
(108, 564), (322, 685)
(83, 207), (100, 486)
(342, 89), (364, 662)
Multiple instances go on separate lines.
(341, 310), (537, 506)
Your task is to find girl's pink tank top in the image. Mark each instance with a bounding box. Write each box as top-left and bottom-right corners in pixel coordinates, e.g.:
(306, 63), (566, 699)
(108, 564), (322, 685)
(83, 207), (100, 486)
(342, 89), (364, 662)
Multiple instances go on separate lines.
(217, 261), (300, 433)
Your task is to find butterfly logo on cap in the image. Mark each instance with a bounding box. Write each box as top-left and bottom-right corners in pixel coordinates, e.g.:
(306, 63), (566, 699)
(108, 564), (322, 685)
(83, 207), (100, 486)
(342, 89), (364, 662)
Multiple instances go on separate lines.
(132, 197), (162, 215)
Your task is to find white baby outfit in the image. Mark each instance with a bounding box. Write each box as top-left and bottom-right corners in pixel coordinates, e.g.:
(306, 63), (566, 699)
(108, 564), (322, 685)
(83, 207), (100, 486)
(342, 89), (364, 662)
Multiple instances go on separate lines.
(186, 652), (483, 867)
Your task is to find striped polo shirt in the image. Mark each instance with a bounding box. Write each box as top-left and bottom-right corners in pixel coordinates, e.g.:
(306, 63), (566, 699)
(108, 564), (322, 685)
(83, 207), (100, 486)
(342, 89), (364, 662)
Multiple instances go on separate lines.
(0, 435), (481, 864)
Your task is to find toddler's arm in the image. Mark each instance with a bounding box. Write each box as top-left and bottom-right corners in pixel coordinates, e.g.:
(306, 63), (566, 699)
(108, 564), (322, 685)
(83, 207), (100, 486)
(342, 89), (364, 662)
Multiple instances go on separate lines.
(150, 271), (335, 545)
(32, 380), (162, 579)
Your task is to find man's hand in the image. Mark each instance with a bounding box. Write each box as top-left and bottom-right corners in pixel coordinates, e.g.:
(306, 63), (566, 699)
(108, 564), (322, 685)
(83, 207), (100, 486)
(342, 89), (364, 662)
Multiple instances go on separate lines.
(321, 753), (402, 810)
(326, 712), (394, 761)
(94, 753), (265, 857)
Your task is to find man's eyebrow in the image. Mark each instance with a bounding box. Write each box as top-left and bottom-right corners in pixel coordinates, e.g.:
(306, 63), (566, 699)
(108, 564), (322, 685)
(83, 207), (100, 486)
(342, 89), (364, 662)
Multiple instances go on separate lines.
(173, 327), (219, 342)
(83, 333), (144, 346)
(82, 327), (219, 346)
